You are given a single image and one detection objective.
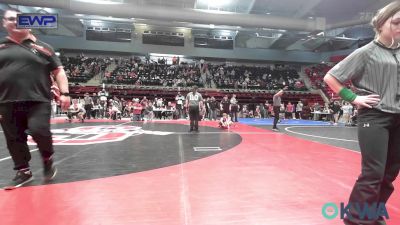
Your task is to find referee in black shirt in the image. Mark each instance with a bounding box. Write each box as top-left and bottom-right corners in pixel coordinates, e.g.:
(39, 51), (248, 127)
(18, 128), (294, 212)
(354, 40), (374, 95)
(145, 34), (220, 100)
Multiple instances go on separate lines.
(185, 85), (203, 132)
(0, 9), (70, 189)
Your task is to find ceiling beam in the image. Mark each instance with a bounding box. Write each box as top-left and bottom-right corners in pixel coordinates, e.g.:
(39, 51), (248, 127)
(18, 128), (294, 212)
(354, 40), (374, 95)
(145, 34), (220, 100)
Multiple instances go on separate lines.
(243, 0), (257, 14)
(326, 18), (370, 30)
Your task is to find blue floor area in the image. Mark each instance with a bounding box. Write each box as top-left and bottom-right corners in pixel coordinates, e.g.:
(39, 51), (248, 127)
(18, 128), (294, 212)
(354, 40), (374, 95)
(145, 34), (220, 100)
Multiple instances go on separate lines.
(238, 118), (331, 126)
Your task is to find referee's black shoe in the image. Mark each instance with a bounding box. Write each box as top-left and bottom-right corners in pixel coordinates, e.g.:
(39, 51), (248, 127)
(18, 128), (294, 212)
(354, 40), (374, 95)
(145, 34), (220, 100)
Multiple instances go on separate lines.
(3, 169), (34, 190)
(44, 158), (57, 182)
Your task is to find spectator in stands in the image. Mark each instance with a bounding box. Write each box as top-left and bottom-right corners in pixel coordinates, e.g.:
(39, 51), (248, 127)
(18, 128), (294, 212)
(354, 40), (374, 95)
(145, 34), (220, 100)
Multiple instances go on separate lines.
(103, 58), (304, 91)
(172, 56), (177, 65)
(145, 53), (150, 64)
(242, 76), (249, 89)
(206, 73), (212, 88)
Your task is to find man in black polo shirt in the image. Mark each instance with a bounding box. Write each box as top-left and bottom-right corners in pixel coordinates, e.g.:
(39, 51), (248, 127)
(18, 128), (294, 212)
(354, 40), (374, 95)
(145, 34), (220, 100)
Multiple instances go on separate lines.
(230, 94), (239, 122)
(329, 100), (341, 125)
(220, 95), (230, 116)
(0, 9), (70, 190)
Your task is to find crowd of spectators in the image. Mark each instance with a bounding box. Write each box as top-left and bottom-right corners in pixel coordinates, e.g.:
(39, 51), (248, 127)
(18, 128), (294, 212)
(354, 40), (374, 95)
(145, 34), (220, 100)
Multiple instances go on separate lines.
(209, 64), (306, 91)
(52, 54), (361, 125)
(104, 57), (202, 87)
(101, 57), (307, 91)
(56, 92), (334, 123)
(305, 64), (340, 98)
(305, 64), (355, 99)
(61, 54), (110, 83)
(305, 64), (331, 88)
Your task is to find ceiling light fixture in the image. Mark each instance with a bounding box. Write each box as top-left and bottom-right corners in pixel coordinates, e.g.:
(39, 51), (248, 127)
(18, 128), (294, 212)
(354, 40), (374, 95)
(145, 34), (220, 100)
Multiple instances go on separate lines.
(198, 0), (232, 8)
(74, 0), (123, 5)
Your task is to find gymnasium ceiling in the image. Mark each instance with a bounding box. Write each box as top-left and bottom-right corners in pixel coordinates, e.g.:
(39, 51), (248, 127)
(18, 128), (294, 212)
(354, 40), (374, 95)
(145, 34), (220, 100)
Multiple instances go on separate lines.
(0, 0), (393, 52)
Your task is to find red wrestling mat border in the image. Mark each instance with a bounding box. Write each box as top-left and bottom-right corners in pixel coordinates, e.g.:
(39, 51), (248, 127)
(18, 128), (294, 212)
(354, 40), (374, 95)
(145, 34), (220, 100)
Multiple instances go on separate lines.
(0, 121), (399, 225)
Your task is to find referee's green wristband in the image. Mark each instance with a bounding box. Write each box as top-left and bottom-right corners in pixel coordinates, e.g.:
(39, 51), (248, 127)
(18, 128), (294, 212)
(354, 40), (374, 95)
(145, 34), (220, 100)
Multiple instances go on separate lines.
(338, 88), (357, 102)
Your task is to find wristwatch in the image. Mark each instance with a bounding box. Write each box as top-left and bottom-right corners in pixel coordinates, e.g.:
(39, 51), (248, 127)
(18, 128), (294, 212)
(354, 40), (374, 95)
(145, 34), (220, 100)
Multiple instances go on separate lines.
(60, 92), (70, 97)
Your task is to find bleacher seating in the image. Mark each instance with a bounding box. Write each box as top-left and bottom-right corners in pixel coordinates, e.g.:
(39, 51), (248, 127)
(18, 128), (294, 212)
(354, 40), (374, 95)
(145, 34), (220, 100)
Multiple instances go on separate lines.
(61, 55), (110, 83)
(102, 58), (307, 91)
(305, 64), (339, 99)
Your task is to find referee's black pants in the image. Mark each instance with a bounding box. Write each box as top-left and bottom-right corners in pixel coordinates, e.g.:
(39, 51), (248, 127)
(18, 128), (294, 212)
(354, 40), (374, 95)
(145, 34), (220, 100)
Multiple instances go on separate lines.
(189, 105), (199, 131)
(84, 104), (92, 119)
(273, 106), (280, 129)
(0, 101), (54, 170)
(231, 105), (239, 122)
(344, 108), (400, 225)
